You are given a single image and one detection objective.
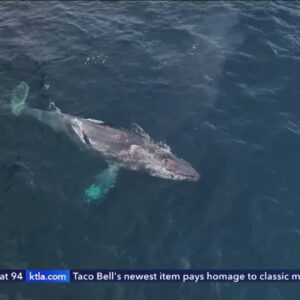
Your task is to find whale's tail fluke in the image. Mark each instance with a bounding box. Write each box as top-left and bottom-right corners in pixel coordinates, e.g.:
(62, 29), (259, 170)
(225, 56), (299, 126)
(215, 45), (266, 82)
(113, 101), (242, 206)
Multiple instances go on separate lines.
(10, 81), (29, 116)
(0, 81), (29, 116)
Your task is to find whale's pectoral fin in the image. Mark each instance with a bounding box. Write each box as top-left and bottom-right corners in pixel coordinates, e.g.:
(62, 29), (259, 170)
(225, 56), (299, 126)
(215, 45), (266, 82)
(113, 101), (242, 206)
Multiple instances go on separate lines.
(84, 164), (120, 203)
(10, 81), (29, 116)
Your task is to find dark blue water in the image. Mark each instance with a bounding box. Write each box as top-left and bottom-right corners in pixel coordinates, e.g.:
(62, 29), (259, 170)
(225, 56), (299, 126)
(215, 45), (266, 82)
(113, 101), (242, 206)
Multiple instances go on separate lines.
(1, 1), (300, 299)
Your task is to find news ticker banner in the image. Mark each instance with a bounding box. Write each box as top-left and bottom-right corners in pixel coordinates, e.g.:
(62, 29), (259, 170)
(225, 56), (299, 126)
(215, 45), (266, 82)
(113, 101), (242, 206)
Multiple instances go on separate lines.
(2, 270), (300, 283)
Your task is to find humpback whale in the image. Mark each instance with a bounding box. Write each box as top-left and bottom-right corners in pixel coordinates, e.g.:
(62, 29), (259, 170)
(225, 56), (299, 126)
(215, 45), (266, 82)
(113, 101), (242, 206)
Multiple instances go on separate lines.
(2, 82), (200, 201)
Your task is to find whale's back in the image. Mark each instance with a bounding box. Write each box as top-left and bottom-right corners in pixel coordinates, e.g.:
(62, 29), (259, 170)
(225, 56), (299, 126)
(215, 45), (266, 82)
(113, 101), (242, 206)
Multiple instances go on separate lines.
(71, 117), (145, 155)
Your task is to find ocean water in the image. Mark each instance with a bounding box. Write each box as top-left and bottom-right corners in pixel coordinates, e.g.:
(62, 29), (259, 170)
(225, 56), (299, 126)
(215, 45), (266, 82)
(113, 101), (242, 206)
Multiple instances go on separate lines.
(0, 1), (300, 299)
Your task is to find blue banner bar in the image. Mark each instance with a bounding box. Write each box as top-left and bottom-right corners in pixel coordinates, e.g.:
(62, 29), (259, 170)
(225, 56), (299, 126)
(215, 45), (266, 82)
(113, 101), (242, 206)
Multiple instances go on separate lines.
(26, 270), (70, 283)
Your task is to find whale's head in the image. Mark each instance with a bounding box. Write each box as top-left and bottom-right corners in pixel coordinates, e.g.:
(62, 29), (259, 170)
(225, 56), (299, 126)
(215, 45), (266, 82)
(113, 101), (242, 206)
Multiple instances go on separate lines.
(133, 143), (200, 182)
(152, 149), (200, 181)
